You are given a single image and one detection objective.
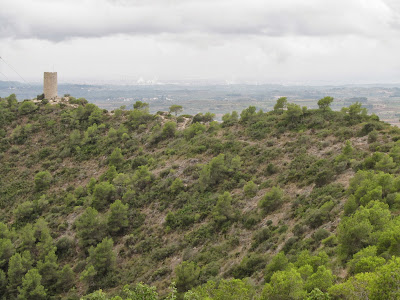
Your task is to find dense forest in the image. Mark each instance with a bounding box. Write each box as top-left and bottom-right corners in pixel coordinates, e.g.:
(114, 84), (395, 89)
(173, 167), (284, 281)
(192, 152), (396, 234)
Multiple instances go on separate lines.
(1, 93), (400, 299)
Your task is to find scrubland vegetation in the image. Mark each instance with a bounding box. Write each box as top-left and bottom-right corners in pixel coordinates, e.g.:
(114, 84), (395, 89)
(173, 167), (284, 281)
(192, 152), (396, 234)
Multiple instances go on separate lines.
(1, 93), (400, 299)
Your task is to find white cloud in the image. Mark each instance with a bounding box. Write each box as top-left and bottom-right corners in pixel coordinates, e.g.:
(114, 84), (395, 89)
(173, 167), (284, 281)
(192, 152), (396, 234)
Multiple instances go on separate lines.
(1, 0), (400, 83)
(1, 0), (398, 40)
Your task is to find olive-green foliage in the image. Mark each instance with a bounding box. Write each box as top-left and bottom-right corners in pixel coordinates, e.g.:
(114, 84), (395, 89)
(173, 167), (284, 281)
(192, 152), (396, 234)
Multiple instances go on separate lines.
(274, 97), (287, 112)
(0, 269), (6, 296)
(328, 272), (376, 299)
(81, 238), (116, 291)
(128, 108), (153, 130)
(57, 264), (75, 293)
(0, 238), (14, 269)
(92, 182), (116, 210)
(18, 101), (38, 115)
(107, 200), (129, 235)
(329, 257), (400, 300)
(369, 257), (400, 299)
(120, 283), (160, 300)
(284, 103), (303, 127)
(132, 165), (154, 190)
(306, 200), (335, 229)
(347, 246), (385, 275)
(109, 147), (124, 168)
(83, 283), (159, 300)
(101, 165), (118, 183)
(87, 238), (116, 276)
(244, 181), (258, 198)
(251, 227), (272, 249)
(305, 288), (330, 300)
(231, 253), (266, 279)
(75, 207), (105, 248)
(170, 178), (184, 194)
(165, 208), (196, 230)
(14, 196), (48, 225)
(259, 186), (284, 213)
(294, 251), (329, 273)
(10, 124), (33, 144)
(198, 154), (227, 189)
(240, 106), (257, 123)
(3, 94), (400, 298)
(222, 111), (239, 127)
(212, 192), (234, 226)
(7, 252), (31, 296)
(34, 218), (56, 260)
(183, 122), (206, 140)
(34, 171), (53, 192)
(185, 279), (255, 300)
(162, 121), (177, 139)
(338, 201), (390, 259)
(317, 97), (333, 111)
(17, 268), (47, 300)
(304, 266), (335, 293)
(131, 155), (148, 170)
(175, 261), (201, 293)
(37, 250), (59, 292)
(261, 267), (306, 300)
(192, 112), (214, 123)
(368, 130), (378, 143)
(133, 101), (149, 111)
(169, 105), (183, 116)
(264, 252), (289, 282)
(69, 97), (88, 105)
(288, 154), (334, 186)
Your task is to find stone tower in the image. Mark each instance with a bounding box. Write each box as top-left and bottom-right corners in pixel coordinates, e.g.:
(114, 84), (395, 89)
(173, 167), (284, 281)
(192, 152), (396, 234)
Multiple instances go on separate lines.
(43, 72), (57, 100)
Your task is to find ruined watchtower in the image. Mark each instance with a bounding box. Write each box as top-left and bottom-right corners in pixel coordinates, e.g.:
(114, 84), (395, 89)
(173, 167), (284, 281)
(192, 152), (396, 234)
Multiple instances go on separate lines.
(43, 72), (57, 100)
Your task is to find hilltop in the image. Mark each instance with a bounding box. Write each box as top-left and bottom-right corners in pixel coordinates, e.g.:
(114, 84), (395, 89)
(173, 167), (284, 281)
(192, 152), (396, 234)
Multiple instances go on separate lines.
(1, 94), (400, 299)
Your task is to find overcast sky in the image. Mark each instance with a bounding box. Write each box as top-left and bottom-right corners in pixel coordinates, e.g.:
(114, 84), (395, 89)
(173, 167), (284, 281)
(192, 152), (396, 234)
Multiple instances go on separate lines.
(1, 0), (400, 84)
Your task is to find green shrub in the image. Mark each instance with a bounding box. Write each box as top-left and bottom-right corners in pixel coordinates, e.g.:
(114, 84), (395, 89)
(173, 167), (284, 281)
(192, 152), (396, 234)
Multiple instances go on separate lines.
(175, 261), (200, 293)
(313, 228), (330, 242)
(75, 207), (105, 248)
(92, 182), (116, 210)
(107, 200), (129, 235)
(34, 171), (53, 192)
(259, 187), (284, 213)
(368, 130), (378, 143)
(231, 253), (267, 279)
(244, 181), (258, 198)
(18, 101), (38, 115)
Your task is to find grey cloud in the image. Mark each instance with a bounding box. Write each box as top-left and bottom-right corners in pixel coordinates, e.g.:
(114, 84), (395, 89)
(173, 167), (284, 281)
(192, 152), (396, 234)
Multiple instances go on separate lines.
(1, 0), (397, 42)
(382, 0), (400, 30)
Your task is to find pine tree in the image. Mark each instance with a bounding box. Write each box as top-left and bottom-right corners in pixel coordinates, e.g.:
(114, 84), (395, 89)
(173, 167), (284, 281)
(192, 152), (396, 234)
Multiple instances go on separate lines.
(107, 200), (129, 235)
(0, 238), (15, 269)
(108, 147), (124, 169)
(75, 207), (105, 248)
(87, 237), (116, 276)
(17, 269), (47, 300)
(7, 253), (30, 296)
(56, 265), (75, 293)
(37, 250), (59, 293)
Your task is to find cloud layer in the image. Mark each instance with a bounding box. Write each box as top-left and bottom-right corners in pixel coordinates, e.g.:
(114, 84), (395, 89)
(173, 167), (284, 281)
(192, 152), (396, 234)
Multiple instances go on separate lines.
(1, 0), (398, 41)
(1, 0), (400, 84)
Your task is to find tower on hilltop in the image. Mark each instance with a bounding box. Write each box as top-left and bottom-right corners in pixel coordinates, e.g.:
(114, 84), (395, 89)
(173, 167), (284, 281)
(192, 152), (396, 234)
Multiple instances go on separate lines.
(43, 72), (57, 100)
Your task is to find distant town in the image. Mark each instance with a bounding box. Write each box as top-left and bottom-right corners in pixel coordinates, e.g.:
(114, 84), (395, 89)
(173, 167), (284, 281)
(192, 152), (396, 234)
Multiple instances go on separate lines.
(1, 80), (400, 126)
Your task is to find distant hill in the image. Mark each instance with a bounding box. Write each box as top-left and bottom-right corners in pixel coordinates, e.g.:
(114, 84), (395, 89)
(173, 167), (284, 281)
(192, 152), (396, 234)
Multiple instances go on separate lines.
(2, 82), (400, 126)
(1, 94), (400, 299)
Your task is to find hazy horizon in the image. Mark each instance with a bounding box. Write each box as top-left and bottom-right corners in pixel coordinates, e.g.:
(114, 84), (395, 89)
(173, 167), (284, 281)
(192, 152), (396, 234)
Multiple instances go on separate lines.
(2, 78), (400, 87)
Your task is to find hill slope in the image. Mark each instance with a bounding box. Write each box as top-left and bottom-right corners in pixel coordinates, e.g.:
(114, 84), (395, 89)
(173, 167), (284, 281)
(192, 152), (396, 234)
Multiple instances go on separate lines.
(1, 94), (400, 299)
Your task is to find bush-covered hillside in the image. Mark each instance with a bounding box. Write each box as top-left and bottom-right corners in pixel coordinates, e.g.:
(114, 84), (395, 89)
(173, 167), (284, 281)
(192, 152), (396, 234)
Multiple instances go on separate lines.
(1, 94), (400, 299)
